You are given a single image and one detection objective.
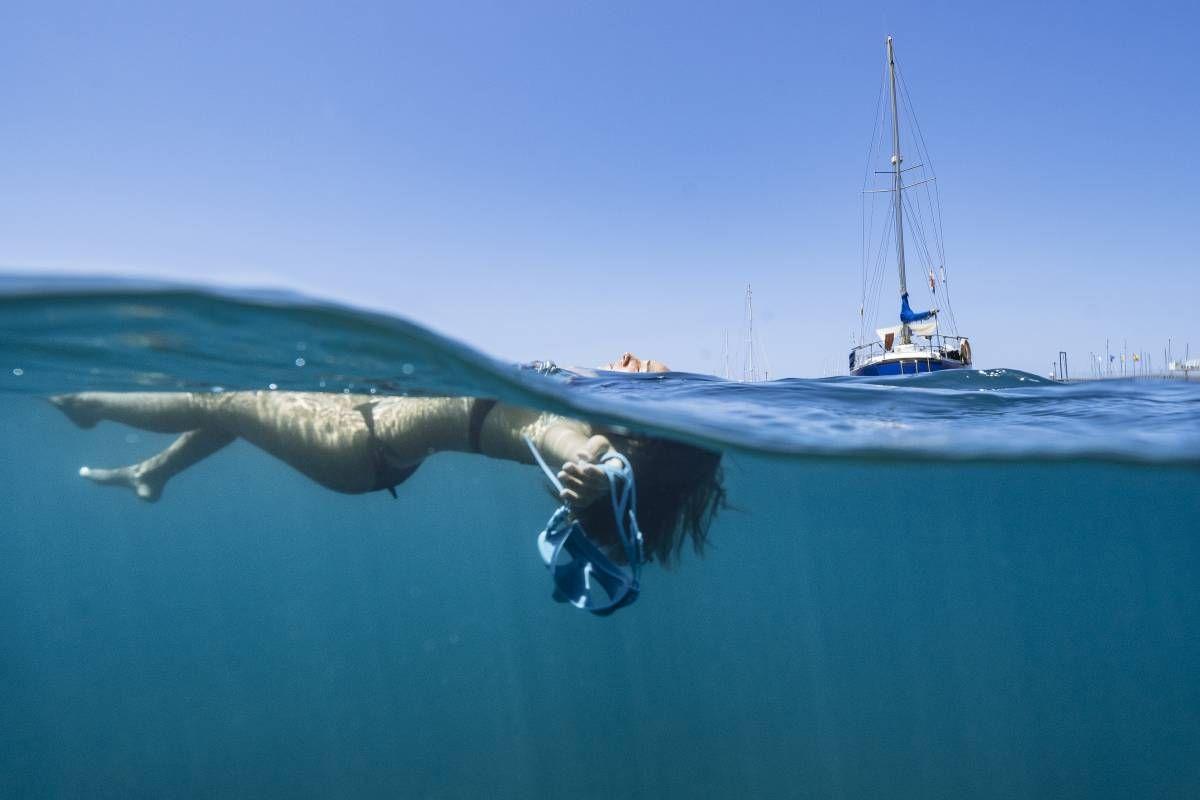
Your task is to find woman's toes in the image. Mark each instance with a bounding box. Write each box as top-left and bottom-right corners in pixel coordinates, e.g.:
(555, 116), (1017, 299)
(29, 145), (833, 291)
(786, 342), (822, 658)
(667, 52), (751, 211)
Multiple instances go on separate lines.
(78, 464), (161, 502)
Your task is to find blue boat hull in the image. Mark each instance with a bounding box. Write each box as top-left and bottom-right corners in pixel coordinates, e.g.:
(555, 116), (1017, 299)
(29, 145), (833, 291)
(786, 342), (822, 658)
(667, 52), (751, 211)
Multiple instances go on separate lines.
(851, 357), (967, 377)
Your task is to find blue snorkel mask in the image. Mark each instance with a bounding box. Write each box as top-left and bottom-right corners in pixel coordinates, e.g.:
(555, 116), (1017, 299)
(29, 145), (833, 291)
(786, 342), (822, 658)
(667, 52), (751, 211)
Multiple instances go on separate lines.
(522, 435), (645, 616)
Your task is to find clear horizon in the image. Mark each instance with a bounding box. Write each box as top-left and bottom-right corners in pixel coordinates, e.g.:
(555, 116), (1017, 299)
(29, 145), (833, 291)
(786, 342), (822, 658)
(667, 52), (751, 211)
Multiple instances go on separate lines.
(3, 2), (1196, 377)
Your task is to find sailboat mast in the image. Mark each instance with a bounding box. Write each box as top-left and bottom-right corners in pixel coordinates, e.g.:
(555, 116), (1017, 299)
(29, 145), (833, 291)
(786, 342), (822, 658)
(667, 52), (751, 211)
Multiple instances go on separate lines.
(886, 36), (910, 344)
(722, 329), (730, 379)
(746, 284), (755, 382)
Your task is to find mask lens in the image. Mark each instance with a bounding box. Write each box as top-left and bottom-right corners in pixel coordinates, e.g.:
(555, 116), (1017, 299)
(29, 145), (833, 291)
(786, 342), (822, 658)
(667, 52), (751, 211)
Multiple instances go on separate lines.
(546, 527), (636, 611)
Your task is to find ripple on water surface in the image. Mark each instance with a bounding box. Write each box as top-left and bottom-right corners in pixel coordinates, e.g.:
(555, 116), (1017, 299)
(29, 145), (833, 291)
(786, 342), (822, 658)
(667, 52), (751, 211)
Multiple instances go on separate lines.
(1, 276), (1198, 465)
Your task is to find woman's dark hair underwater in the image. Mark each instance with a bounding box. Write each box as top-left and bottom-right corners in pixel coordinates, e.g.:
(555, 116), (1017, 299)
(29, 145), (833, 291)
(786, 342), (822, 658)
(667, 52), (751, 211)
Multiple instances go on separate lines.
(576, 431), (726, 566)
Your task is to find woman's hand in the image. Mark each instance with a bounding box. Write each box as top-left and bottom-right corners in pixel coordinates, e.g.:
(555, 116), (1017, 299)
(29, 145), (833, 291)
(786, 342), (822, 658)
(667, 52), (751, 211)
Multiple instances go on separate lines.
(555, 434), (620, 508)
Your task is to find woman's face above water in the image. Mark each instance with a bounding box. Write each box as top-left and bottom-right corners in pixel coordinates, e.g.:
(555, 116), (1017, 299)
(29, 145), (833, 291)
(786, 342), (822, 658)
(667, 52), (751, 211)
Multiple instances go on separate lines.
(606, 352), (669, 373)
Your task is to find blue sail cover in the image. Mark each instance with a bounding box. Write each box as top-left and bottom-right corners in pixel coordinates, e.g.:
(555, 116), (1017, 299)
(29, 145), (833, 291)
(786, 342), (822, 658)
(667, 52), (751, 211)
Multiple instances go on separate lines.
(900, 292), (934, 323)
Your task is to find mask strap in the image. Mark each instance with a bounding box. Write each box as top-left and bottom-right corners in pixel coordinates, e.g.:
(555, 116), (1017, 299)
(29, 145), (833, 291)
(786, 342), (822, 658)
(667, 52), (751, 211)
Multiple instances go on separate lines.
(523, 434), (564, 494)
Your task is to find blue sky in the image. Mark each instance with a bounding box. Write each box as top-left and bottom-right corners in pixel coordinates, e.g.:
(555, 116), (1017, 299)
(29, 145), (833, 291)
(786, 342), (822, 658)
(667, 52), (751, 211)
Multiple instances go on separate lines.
(2, 1), (1196, 376)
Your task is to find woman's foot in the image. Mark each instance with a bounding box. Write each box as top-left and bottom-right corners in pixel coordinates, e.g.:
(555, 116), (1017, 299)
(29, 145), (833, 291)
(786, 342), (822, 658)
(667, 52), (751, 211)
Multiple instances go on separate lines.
(48, 394), (101, 429)
(78, 464), (164, 502)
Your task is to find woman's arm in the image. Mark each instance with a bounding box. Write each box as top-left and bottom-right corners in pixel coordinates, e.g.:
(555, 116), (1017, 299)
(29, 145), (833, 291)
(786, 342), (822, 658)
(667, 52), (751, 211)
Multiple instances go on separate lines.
(478, 403), (616, 507)
(474, 403), (589, 463)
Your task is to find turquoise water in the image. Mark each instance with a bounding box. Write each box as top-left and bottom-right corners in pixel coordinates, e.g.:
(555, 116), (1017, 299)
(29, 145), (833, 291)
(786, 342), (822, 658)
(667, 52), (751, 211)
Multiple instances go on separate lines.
(2, 280), (1199, 798)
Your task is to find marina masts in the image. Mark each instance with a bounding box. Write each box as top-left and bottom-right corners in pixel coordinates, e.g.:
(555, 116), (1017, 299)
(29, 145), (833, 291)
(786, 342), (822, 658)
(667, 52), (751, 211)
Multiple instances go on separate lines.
(887, 36), (911, 345)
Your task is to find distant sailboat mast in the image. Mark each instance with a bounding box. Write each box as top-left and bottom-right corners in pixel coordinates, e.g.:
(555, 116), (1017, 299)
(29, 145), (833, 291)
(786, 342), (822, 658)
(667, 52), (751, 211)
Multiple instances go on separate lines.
(887, 35), (911, 346)
(721, 329), (730, 380)
(746, 284), (755, 382)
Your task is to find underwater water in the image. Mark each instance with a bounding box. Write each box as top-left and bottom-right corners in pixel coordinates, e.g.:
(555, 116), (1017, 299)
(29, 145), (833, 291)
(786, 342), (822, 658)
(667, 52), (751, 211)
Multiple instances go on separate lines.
(2, 279), (1199, 799)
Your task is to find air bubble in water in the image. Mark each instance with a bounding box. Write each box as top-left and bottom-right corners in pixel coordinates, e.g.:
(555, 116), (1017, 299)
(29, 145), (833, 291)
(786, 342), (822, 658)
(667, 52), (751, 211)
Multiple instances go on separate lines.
(268, 383), (278, 390)
(401, 363), (415, 376)
(295, 357), (306, 367)
(12, 368), (24, 376)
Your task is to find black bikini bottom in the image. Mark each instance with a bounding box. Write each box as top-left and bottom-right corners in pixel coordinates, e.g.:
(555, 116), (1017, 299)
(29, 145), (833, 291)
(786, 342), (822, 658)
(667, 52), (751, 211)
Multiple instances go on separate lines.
(357, 398), (497, 498)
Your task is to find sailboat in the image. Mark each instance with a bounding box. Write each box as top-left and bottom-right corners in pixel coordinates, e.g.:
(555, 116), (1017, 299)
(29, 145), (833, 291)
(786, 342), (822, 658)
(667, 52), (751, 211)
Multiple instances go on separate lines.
(849, 37), (972, 376)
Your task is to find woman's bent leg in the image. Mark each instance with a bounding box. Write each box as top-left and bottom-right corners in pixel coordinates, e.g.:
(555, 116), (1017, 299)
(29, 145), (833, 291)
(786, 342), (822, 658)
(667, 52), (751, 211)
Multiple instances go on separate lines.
(80, 428), (236, 501)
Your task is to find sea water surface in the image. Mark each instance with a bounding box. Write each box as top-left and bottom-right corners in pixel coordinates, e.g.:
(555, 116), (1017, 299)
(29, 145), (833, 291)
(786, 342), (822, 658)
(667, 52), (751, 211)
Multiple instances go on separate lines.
(2, 278), (1198, 799)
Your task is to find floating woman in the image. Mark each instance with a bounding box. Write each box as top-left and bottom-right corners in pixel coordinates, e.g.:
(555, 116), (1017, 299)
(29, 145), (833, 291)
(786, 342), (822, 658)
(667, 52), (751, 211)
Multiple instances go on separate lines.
(48, 353), (724, 572)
